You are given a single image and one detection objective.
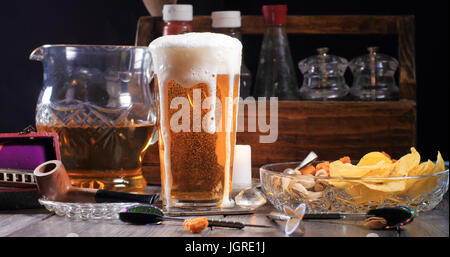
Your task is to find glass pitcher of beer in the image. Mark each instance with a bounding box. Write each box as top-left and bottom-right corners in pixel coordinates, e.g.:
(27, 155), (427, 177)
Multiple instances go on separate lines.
(30, 45), (158, 193)
(149, 33), (242, 209)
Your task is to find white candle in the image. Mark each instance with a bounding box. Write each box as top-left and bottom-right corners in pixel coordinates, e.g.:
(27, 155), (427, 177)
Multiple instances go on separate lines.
(232, 145), (252, 191)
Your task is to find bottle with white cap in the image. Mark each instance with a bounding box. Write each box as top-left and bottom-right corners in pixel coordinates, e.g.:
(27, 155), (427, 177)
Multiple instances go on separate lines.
(211, 11), (252, 99)
(162, 4), (193, 35)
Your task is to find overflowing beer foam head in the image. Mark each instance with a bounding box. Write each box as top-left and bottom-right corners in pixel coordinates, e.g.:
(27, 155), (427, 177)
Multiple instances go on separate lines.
(149, 33), (241, 208)
(149, 32), (242, 87)
(149, 32), (242, 49)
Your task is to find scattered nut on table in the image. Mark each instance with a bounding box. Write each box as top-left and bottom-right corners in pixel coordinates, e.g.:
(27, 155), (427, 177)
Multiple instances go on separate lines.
(364, 217), (387, 230)
(183, 217), (209, 234)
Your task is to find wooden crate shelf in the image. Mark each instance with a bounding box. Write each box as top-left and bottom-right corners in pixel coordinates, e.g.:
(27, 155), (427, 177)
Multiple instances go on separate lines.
(135, 15), (417, 184)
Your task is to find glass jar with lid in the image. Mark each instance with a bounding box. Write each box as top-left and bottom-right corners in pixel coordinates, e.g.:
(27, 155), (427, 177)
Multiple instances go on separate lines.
(349, 47), (399, 101)
(298, 47), (349, 100)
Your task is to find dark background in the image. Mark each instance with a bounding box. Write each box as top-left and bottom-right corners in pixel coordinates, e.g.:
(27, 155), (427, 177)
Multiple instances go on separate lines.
(0, 0), (448, 160)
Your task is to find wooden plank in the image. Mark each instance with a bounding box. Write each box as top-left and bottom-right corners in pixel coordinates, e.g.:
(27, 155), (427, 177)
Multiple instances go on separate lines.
(397, 16), (417, 101)
(4, 211), (279, 237)
(243, 15), (398, 35)
(1, 189), (447, 237)
(135, 15), (400, 47)
(399, 210), (449, 237)
(0, 209), (53, 237)
(0, 212), (400, 237)
(142, 100), (416, 183)
(400, 193), (449, 237)
(135, 16), (163, 47)
(237, 100), (417, 160)
(4, 202), (447, 237)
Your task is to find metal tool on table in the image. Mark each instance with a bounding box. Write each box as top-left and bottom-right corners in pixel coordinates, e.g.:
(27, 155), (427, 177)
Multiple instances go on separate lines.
(119, 204), (273, 229)
(165, 206), (256, 217)
(265, 204), (307, 236)
(268, 205), (415, 230)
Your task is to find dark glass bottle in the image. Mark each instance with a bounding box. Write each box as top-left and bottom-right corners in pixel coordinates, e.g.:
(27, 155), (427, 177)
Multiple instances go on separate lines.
(253, 5), (300, 100)
(162, 4), (193, 36)
(211, 11), (252, 99)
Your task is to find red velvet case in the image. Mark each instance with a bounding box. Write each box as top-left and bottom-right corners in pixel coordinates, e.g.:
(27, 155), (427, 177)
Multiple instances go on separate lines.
(0, 127), (61, 209)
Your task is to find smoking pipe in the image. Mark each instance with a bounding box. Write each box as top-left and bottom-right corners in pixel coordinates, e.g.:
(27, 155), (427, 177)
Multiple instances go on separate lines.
(33, 160), (159, 204)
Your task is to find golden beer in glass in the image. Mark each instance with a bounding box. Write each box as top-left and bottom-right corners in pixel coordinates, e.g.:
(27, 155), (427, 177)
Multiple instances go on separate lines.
(149, 33), (242, 208)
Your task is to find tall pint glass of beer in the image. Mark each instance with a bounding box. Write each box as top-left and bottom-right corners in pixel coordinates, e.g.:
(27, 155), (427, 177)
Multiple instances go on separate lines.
(149, 33), (242, 208)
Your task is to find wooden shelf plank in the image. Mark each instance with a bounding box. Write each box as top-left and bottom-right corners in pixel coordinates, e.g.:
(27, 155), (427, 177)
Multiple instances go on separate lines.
(142, 100), (416, 184)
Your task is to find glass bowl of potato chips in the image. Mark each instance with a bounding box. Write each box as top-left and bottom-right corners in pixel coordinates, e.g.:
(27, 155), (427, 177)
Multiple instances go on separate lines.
(260, 148), (448, 214)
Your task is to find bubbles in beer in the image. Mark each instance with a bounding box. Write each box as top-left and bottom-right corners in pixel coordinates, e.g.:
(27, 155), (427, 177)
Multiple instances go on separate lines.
(149, 33), (242, 207)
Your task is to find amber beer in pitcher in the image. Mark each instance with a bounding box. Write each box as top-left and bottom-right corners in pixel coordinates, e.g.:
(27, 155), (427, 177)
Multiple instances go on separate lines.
(149, 33), (242, 208)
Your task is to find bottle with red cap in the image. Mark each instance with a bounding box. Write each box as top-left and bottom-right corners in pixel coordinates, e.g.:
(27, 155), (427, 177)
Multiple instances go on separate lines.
(211, 11), (252, 99)
(253, 5), (300, 99)
(162, 4), (193, 35)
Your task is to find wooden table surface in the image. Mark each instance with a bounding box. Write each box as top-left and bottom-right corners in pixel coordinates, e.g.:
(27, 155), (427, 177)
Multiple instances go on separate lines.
(0, 188), (448, 237)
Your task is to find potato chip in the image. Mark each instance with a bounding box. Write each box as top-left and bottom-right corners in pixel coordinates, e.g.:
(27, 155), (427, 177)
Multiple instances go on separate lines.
(360, 179), (406, 193)
(357, 152), (392, 167)
(329, 148), (447, 205)
(336, 181), (389, 204)
(433, 151), (445, 173)
(330, 160), (386, 178)
(390, 147), (420, 177)
(408, 160), (435, 177)
(362, 162), (395, 178)
(381, 151), (391, 159)
(405, 160), (436, 195)
(407, 152), (446, 196)
(328, 180), (351, 189)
